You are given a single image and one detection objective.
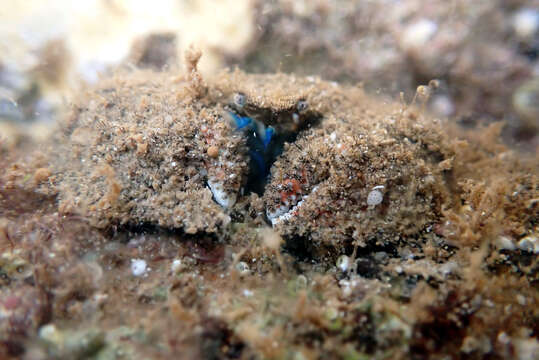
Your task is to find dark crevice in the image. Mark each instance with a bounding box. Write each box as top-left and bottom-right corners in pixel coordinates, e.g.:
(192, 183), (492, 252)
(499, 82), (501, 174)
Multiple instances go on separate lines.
(282, 235), (322, 263)
(103, 222), (221, 244)
(227, 105), (322, 195)
(200, 317), (245, 359)
(282, 228), (406, 268)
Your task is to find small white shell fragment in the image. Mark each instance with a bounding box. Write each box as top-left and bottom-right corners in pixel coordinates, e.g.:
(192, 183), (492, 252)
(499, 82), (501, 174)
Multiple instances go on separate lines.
(497, 332), (511, 345)
(401, 19), (438, 50)
(513, 8), (539, 39)
(430, 95), (455, 117)
(495, 236), (516, 251)
(39, 324), (61, 343)
(336, 255), (351, 272)
(517, 236), (538, 254)
(131, 259), (148, 276)
(296, 274), (308, 289)
(171, 259), (182, 273)
(367, 189), (384, 206)
(235, 261), (250, 275)
(339, 277), (360, 297)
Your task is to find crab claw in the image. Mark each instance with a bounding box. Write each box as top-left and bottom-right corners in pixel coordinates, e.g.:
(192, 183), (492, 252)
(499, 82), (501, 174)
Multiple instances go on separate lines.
(262, 126), (275, 150)
(229, 111), (252, 129)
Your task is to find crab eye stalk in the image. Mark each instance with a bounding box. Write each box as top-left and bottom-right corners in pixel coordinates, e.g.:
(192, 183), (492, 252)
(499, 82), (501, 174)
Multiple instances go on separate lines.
(233, 92), (246, 108)
(296, 99), (308, 112)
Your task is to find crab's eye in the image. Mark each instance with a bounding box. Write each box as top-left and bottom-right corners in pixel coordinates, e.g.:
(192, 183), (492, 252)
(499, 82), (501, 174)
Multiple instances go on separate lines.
(296, 100), (308, 112)
(233, 92), (246, 107)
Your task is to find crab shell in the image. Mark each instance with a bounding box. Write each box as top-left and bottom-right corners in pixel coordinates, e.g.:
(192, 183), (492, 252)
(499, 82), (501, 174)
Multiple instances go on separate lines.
(54, 69), (248, 233)
(261, 83), (454, 250)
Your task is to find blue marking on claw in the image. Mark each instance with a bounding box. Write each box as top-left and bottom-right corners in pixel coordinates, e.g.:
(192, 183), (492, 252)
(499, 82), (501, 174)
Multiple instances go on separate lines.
(230, 110), (280, 191)
(263, 126), (275, 150)
(229, 111), (252, 129)
(249, 150), (266, 175)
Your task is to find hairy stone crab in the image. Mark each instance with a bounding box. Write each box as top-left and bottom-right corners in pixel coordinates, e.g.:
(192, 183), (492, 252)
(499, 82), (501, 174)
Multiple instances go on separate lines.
(52, 66), (454, 255)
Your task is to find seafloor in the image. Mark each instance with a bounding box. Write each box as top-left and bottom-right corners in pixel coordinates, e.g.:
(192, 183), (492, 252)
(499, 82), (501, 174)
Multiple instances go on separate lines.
(1, 1), (538, 360)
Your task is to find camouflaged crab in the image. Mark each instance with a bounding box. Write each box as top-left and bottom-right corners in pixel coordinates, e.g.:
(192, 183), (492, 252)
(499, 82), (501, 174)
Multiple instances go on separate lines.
(213, 71), (320, 194)
(53, 66), (454, 254)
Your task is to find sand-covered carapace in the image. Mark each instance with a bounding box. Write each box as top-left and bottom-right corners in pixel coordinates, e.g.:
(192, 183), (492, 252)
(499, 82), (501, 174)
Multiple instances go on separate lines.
(53, 58), (455, 257)
(52, 64), (249, 233)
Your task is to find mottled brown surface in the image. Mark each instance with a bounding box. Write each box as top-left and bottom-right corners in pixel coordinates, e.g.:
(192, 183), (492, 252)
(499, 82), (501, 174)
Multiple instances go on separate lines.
(0, 59), (537, 359)
(52, 66), (247, 233)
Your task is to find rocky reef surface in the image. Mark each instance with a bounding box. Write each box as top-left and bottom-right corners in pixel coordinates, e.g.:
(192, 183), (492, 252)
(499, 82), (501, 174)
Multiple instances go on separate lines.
(1, 1), (538, 358)
(0, 50), (537, 359)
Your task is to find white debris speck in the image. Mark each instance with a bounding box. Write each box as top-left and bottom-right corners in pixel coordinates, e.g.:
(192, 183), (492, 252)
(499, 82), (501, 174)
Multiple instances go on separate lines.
(513, 8), (539, 39)
(339, 279), (353, 297)
(517, 236), (538, 254)
(93, 293), (108, 303)
(329, 132), (337, 141)
(235, 261), (250, 275)
(296, 275), (308, 289)
(171, 259), (182, 273)
(367, 189), (384, 206)
(39, 324), (61, 343)
(401, 19), (438, 51)
(440, 260), (458, 277)
(336, 255), (351, 272)
(243, 289), (253, 297)
(495, 236), (516, 251)
(430, 95), (454, 117)
(338, 277), (361, 297)
(207, 179), (236, 208)
(497, 332), (511, 345)
(131, 259), (147, 276)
